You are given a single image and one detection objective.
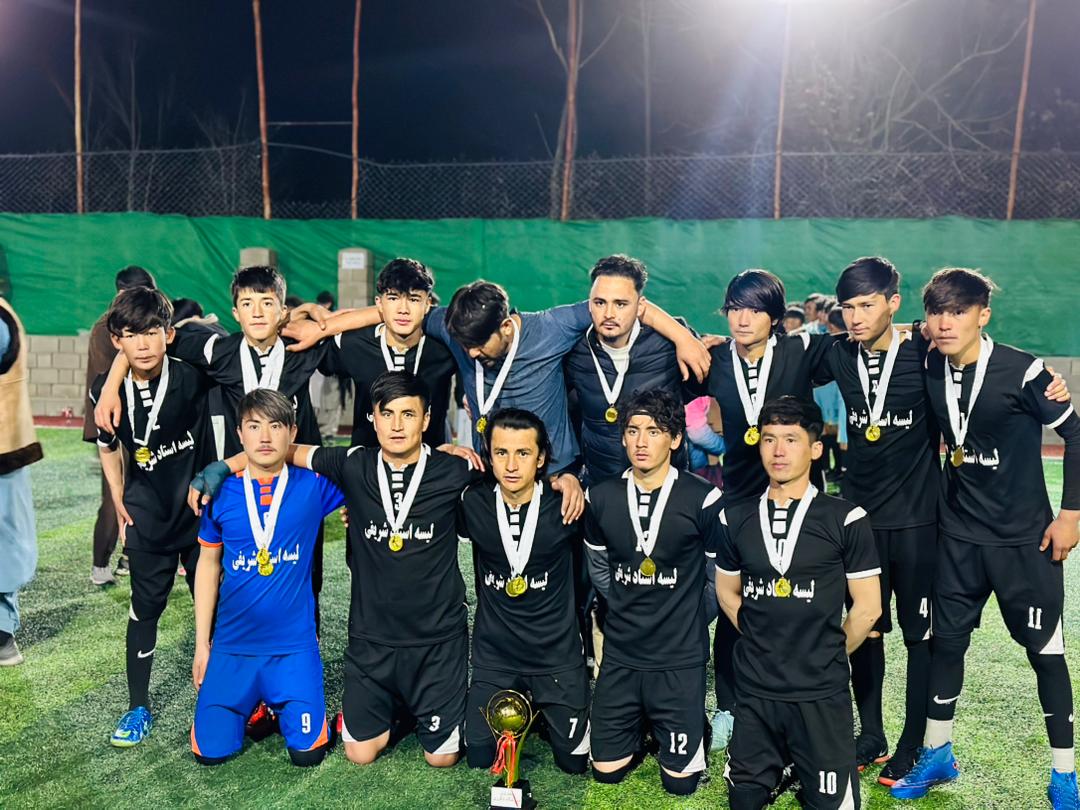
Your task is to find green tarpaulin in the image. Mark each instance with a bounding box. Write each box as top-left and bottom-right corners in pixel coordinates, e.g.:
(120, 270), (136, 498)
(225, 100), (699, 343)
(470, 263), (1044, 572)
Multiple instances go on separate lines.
(1, 213), (1077, 354)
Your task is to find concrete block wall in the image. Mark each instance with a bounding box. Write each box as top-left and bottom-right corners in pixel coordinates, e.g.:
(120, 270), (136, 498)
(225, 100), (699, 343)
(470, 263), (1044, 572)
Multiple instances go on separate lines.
(28, 333), (91, 416)
(1043, 357), (1080, 447)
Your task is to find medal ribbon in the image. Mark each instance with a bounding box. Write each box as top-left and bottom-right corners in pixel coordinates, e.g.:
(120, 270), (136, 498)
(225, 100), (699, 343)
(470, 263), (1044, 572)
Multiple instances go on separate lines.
(856, 327), (901, 428)
(243, 464), (289, 556)
(123, 355), (170, 448)
(730, 336), (776, 430)
(239, 337), (285, 393)
(474, 319), (521, 421)
(377, 324), (425, 374)
(495, 482), (543, 579)
(376, 445), (430, 537)
(943, 334), (994, 454)
(758, 484), (817, 576)
(585, 320), (641, 409)
(624, 466), (678, 560)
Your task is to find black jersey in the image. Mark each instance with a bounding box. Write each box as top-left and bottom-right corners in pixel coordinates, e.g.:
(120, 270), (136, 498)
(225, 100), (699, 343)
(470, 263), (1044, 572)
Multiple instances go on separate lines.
(584, 469), (723, 670)
(925, 336), (1080, 546)
(311, 444), (479, 645)
(565, 324), (689, 485)
(459, 481), (584, 675)
(818, 329), (940, 528)
(696, 333), (835, 504)
(716, 489), (880, 701)
(90, 359), (214, 551)
(169, 329), (327, 456)
(324, 325), (456, 448)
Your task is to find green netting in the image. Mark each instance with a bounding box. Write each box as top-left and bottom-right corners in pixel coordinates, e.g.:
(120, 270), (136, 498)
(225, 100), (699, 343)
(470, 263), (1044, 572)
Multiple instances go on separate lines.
(1, 213), (1078, 354)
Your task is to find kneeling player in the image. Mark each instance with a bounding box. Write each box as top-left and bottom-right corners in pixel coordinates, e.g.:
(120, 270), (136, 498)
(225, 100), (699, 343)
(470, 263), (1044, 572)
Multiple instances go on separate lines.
(584, 389), (723, 796)
(190, 390), (343, 766)
(716, 396), (881, 810)
(460, 409), (590, 774)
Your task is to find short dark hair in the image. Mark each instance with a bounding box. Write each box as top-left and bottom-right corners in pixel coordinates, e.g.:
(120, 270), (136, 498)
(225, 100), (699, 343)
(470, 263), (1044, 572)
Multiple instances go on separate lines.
(723, 270), (786, 329)
(316, 290), (335, 309)
(820, 296), (837, 315)
(783, 306), (805, 324)
(759, 396), (824, 442)
(369, 370), (430, 414)
(590, 254), (648, 293)
(284, 295), (304, 309)
(827, 307), (846, 332)
(106, 287), (173, 337)
(237, 388), (296, 428)
(836, 256), (900, 302)
(231, 266), (286, 306)
(620, 388), (685, 438)
(922, 267), (997, 314)
(804, 292), (827, 308)
(446, 281), (509, 348)
(115, 266), (155, 292)
(376, 258), (435, 296)
(487, 408), (552, 471)
(171, 297), (203, 323)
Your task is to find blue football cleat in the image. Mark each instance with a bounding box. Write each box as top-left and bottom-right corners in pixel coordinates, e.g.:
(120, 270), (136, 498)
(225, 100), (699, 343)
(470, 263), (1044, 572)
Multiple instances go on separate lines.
(890, 742), (960, 799)
(1049, 769), (1080, 810)
(110, 706), (153, 748)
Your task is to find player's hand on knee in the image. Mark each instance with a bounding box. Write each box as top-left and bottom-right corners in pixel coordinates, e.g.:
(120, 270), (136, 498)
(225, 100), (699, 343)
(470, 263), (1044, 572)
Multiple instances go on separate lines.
(551, 473), (584, 524)
(192, 642), (210, 691)
(1042, 511), (1080, 562)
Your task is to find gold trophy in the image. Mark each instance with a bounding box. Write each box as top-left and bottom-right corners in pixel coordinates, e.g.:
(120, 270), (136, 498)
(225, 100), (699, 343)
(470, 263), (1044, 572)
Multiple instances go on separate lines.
(485, 690), (537, 809)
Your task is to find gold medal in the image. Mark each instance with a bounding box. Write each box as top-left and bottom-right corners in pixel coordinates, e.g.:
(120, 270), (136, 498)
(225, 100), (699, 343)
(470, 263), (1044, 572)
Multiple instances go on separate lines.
(951, 447), (965, 467)
(639, 557), (657, 577)
(134, 446), (152, 464)
(743, 426), (760, 446)
(258, 562), (274, 577)
(604, 406), (618, 424)
(476, 416), (487, 435)
(865, 424), (881, 442)
(388, 533), (404, 552)
(256, 547), (270, 566)
(505, 575), (528, 598)
(775, 577), (792, 598)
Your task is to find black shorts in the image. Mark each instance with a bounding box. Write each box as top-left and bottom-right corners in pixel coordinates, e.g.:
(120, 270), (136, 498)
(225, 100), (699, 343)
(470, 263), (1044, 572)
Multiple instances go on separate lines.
(933, 535), (1065, 654)
(465, 666), (590, 761)
(127, 545), (198, 621)
(727, 691), (859, 810)
(591, 660), (706, 774)
(846, 524), (935, 641)
(341, 634), (468, 756)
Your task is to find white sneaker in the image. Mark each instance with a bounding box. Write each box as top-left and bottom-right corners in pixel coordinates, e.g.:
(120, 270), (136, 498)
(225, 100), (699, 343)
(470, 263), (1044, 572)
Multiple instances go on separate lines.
(91, 566), (116, 586)
(711, 710), (734, 751)
(0, 636), (24, 666)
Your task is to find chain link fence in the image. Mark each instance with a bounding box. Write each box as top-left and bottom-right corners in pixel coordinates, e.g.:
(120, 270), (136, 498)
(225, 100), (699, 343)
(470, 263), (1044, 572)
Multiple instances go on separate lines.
(1, 143), (1078, 220)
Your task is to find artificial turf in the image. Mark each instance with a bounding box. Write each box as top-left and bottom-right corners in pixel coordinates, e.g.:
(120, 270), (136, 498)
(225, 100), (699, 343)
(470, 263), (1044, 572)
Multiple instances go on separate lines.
(0, 428), (1071, 808)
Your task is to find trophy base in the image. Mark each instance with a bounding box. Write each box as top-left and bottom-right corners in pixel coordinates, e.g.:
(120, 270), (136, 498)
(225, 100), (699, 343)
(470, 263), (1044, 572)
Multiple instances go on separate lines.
(490, 778), (537, 809)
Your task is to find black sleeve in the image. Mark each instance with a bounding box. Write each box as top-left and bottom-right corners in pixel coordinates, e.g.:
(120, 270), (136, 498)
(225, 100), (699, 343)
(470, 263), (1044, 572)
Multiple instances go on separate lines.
(317, 335), (346, 376)
(582, 495), (611, 598)
(310, 445), (351, 487)
(1021, 364), (1080, 510)
(841, 506), (881, 578)
(806, 332), (843, 383)
(168, 324), (220, 370)
(714, 509), (741, 576)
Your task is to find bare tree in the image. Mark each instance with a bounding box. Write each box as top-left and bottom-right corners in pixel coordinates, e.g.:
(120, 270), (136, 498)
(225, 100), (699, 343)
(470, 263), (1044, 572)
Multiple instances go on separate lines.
(252, 0), (271, 219)
(351, 0), (363, 219)
(74, 0), (84, 213)
(532, 0), (621, 219)
(193, 93), (253, 215)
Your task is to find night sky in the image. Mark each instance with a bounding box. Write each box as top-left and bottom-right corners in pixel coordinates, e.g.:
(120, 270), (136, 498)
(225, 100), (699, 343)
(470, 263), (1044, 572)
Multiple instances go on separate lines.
(1, 0), (1078, 201)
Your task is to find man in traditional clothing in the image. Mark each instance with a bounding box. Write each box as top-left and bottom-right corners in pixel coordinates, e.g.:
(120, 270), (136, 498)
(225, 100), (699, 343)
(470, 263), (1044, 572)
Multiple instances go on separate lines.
(0, 296), (43, 666)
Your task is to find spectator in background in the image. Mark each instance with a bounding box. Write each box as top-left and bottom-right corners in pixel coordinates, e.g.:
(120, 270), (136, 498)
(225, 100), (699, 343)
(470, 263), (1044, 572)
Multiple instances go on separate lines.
(0, 296), (43, 666)
(803, 293), (828, 334)
(815, 305), (849, 481)
(84, 266), (155, 587)
(684, 396), (725, 488)
(782, 305), (806, 334)
(310, 291), (345, 442)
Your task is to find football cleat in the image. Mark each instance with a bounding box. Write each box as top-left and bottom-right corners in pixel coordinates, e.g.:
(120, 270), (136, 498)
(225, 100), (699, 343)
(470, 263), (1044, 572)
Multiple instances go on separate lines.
(878, 746), (920, 786)
(1049, 769), (1080, 810)
(111, 706), (153, 747)
(890, 742), (960, 799)
(855, 733), (889, 772)
(0, 636), (24, 667)
(245, 701), (279, 741)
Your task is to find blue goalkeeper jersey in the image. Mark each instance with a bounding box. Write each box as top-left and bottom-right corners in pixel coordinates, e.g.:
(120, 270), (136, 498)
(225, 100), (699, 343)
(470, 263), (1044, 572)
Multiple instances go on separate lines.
(198, 465), (344, 655)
